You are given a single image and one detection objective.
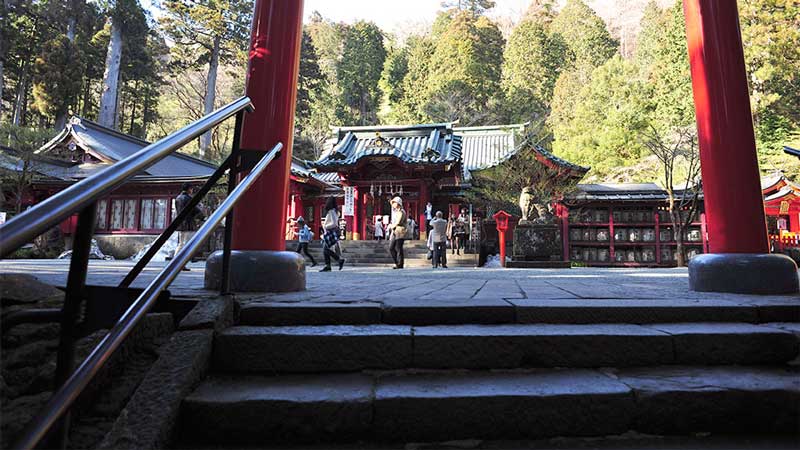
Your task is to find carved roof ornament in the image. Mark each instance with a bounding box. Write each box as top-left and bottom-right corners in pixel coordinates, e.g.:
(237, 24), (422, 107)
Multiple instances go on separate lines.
(371, 132), (394, 150)
(329, 150), (348, 161)
(422, 147), (441, 161)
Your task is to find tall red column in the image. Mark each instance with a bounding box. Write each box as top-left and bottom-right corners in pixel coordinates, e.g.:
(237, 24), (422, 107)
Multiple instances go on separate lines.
(419, 181), (429, 240)
(232, 0), (304, 251)
(682, 0), (768, 254)
(352, 187), (361, 240)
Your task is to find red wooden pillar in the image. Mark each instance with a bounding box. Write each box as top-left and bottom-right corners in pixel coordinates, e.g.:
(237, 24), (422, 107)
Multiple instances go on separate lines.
(682, 0), (768, 254)
(352, 186), (361, 240)
(418, 180), (429, 240)
(290, 192), (303, 220)
(231, 0), (304, 252)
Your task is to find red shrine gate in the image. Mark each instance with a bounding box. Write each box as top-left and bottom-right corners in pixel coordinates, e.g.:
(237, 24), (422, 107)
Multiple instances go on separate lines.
(227, 0), (796, 294)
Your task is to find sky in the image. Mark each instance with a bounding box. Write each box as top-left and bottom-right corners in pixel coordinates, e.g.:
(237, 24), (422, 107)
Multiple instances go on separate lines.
(302, 0), (532, 30)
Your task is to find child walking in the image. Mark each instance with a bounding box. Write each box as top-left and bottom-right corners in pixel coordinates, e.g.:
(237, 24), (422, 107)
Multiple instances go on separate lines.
(295, 217), (316, 267)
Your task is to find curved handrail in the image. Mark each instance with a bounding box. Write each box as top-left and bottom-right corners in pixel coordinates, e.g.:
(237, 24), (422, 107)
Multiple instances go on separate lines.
(12, 143), (282, 450)
(0, 96), (254, 257)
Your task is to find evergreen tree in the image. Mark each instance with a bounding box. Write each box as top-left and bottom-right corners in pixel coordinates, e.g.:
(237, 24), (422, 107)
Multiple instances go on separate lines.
(500, 11), (567, 122)
(98, 0), (150, 129)
(391, 35), (437, 124)
(550, 0), (618, 70)
(296, 30), (323, 134)
(378, 44), (409, 121)
(161, 0), (252, 156)
(739, 0), (800, 170)
(31, 35), (83, 129)
(647, 2), (694, 130)
(548, 0), (618, 149)
(424, 12), (504, 124)
(553, 55), (652, 178)
(336, 21), (386, 125)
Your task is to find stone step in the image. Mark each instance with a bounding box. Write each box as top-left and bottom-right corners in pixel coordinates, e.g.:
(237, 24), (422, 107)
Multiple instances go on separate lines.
(179, 366), (800, 445)
(212, 323), (799, 373)
(238, 299), (800, 326)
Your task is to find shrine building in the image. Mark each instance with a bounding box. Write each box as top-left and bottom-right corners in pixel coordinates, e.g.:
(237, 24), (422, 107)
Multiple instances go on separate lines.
(290, 122), (588, 241)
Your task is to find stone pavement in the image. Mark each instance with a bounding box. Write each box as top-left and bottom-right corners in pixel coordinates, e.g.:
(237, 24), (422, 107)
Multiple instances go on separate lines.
(2, 259), (798, 310)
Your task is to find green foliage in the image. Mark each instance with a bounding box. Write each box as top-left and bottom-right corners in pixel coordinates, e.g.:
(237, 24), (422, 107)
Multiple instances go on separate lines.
(296, 30), (324, 133)
(739, 0), (800, 163)
(423, 12), (504, 124)
(500, 16), (568, 122)
(553, 55), (652, 178)
(161, 0), (251, 71)
(547, 0), (618, 157)
(336, 21), (386, 125)
(390, 35), (437, 123)
(32, 35), (84, 121)
(379, 46), (409, 111)
(647, 3), (695, 129)
(550, 0), (618, 70)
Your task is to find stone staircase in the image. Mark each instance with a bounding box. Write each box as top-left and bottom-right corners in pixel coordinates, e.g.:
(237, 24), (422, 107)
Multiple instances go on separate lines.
(285, 240), (477, 268)
(175, 295), (800, 446)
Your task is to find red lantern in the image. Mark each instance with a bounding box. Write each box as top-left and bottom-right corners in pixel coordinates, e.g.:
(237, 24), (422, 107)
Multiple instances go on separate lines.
(492, 210), (512, 267)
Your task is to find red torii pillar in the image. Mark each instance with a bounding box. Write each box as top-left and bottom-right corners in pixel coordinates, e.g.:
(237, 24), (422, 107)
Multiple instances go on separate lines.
(683, 0), (798, 293)
(205, 0), (306, 292)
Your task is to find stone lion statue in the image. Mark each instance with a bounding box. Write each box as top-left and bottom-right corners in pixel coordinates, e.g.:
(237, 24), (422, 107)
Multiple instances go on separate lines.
(519, 187), (537, 223)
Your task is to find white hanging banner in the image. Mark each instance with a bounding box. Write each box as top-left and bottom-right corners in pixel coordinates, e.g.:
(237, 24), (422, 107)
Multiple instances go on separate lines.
(343, 186), (355, 216)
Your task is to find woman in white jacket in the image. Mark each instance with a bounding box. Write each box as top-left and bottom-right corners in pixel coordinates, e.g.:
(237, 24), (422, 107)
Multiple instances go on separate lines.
(320, 196), (345, 271)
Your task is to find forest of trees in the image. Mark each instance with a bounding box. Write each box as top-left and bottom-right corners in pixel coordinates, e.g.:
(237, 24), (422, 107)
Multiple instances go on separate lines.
(2, 0), (798, 182)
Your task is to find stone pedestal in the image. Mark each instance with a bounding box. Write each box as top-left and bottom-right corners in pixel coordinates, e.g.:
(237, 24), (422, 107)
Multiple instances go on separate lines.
(508, 223), (570, 269)
(204, 250), (306, 292)
(689, 253), (798, 294)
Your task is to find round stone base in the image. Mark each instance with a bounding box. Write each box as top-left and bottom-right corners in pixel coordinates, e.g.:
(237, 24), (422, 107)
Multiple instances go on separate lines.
(688, 253), (799, 295)
(204, 250), (306, 292)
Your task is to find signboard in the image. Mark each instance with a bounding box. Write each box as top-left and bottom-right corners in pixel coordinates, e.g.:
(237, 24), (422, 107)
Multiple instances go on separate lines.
(780, 200), (790, 214)
(0, 212), (6, 225)
(343, 186), (355, 216)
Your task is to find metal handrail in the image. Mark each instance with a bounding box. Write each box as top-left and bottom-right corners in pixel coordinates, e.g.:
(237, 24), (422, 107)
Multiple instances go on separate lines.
(12, 143), (282, 450)
(0, 96), (254, 257)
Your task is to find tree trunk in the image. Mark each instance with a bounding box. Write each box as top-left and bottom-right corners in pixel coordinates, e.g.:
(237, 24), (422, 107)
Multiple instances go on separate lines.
(54, 114), (67, 130)
(129, 80), (138, 133)
(0, 59), (4, 120)
(675, 233), (685, 267)
(199, 36), (221, 158)
(99, 18), (123, 129)
(12, 70), (28, 126)
(82, 78), (91, 116)
(67, 16), (76, 42)
(55, 15), (78, 129)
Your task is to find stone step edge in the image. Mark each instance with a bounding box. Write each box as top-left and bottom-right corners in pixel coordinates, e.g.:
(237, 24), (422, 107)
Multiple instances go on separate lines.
(179, 365), (800, 444)
(238, 301), (800, 326)
(212, 323), (800, 372)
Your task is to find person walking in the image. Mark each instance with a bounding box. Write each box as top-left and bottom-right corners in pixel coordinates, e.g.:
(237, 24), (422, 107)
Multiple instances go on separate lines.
(407, 216), (417, 240)
(320, 197), (346, 272)
(388, 196), (408, 269)
(295, 217), (317, 267)
(457, 207), (469, 253)
(174, 183), (204, 271)
(374, 216), (385, 240)
(429, 210), (448, 268)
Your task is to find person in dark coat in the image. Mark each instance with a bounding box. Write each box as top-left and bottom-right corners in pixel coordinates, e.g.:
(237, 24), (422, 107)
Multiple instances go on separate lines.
(174, 183), (204, 270)
(320, 196), (345, 271)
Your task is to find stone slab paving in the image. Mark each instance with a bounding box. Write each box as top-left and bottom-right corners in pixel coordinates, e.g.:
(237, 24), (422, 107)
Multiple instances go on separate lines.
(4, 260), (797, 319)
